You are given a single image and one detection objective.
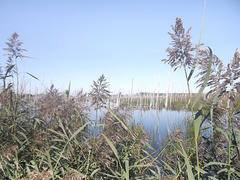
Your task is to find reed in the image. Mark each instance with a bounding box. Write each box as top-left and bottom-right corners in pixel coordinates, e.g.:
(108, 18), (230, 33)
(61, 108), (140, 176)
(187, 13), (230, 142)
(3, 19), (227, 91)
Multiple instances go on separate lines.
(1, 6), (240, 178)
(160, 10), (240, 180)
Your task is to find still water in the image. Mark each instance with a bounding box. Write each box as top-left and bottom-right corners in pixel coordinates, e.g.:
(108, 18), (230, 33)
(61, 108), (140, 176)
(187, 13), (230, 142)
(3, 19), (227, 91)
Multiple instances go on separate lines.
(131, 109), (191, 149)
(90, 108), (191, 150)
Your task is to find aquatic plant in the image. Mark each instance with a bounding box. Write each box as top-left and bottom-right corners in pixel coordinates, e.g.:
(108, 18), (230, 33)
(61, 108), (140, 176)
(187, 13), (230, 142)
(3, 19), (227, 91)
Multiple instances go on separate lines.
(162, 17), (195, 71)
(90, 74), (111, 110)
(161, 15), (240, 179)
(3, 32), (26, 95)
(1, 12), (240, 179)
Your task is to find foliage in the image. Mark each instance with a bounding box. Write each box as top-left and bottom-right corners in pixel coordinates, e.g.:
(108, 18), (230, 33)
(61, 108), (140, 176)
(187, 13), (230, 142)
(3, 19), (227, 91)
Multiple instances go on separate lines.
(1, 15), (240, 179)
(0, 90), (156, 179)
(80, 108), (155, 179)
(0, 34), (156, 179)
(161, 17), (240, 180)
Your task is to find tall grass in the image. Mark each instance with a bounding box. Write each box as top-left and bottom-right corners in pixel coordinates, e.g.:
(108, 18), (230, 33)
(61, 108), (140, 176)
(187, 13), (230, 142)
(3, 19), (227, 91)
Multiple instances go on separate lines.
(1, 9), (240, 179)
(160, 12), (240, 180)
(0, 44), (160, 179)
(119, 92), (202, 111)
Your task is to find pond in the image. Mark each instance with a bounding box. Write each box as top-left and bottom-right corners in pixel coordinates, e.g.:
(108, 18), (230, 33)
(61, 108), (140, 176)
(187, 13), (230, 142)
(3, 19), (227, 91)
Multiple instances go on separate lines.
(131, 109), (191, 150)
(89, 108), (191, 150)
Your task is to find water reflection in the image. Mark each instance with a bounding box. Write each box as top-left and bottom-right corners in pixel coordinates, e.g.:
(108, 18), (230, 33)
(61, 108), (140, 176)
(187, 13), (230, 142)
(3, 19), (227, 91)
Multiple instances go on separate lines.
(88, 108), (191, 150)
(131, 109), (191, 149)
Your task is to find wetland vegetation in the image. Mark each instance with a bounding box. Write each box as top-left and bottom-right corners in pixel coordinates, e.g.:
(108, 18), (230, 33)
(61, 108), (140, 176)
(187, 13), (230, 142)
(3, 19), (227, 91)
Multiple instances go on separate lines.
(1, 17), (240, 180)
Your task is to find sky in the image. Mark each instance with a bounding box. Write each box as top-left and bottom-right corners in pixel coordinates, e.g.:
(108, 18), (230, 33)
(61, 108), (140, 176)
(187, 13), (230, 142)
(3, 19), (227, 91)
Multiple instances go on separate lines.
(0, 0), (239, 95)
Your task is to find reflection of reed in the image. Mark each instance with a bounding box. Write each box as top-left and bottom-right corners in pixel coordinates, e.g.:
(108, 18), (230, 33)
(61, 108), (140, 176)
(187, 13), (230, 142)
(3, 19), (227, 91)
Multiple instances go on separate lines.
(150, 110), (155, 131)
(150, 110), (157, 149)
(166, 109), (171, 136)
(131, 109), (189, 150)
(156, 110), (162, 144)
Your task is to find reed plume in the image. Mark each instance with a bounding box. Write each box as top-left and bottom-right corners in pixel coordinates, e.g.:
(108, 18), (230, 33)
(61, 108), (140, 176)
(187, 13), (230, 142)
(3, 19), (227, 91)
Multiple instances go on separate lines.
(162, 17), (195, 71)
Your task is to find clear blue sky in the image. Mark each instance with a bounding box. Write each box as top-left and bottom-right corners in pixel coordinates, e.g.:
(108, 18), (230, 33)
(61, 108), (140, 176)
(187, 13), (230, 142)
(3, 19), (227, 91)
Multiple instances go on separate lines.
(0, 0), (239, 94)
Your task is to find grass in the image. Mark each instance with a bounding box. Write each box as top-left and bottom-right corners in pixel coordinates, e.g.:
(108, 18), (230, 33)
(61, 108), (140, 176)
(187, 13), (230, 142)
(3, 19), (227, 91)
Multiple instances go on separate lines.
(1, 12), (240, 179)
(0, 88), (157, 179)
(158, 15), (240, 179)
(118, 93), (202, 111)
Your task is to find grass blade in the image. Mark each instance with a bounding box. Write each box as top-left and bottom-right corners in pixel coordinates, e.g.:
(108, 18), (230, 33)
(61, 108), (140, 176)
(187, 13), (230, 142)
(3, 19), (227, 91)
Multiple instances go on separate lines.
(53, 121), (90, 172)
(161, 160), (177, 176)
(192, 47), (213, 108)
(194, 107), (202, 139)
(102, 134), (120, 162)
(125, 158), (129, 180)
(26, 72), (39, 80)
(180, 143), (194, 179)
(203, 162), (229, 169)
(188, 0), (206, 81)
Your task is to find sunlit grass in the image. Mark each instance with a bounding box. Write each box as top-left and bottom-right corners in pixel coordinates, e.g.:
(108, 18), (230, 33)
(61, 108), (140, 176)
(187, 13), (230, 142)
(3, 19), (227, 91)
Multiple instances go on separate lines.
(1, 9), (240, 179)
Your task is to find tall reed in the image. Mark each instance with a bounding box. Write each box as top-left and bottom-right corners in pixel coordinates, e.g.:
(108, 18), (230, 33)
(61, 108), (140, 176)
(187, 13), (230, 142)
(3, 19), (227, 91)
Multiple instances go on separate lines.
(161, 4), (240, 178)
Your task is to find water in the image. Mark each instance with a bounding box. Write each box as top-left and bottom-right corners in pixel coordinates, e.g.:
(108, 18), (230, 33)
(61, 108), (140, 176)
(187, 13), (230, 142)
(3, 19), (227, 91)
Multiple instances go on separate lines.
(89, 108), (191, 150)
(131, 109), (191, 150)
